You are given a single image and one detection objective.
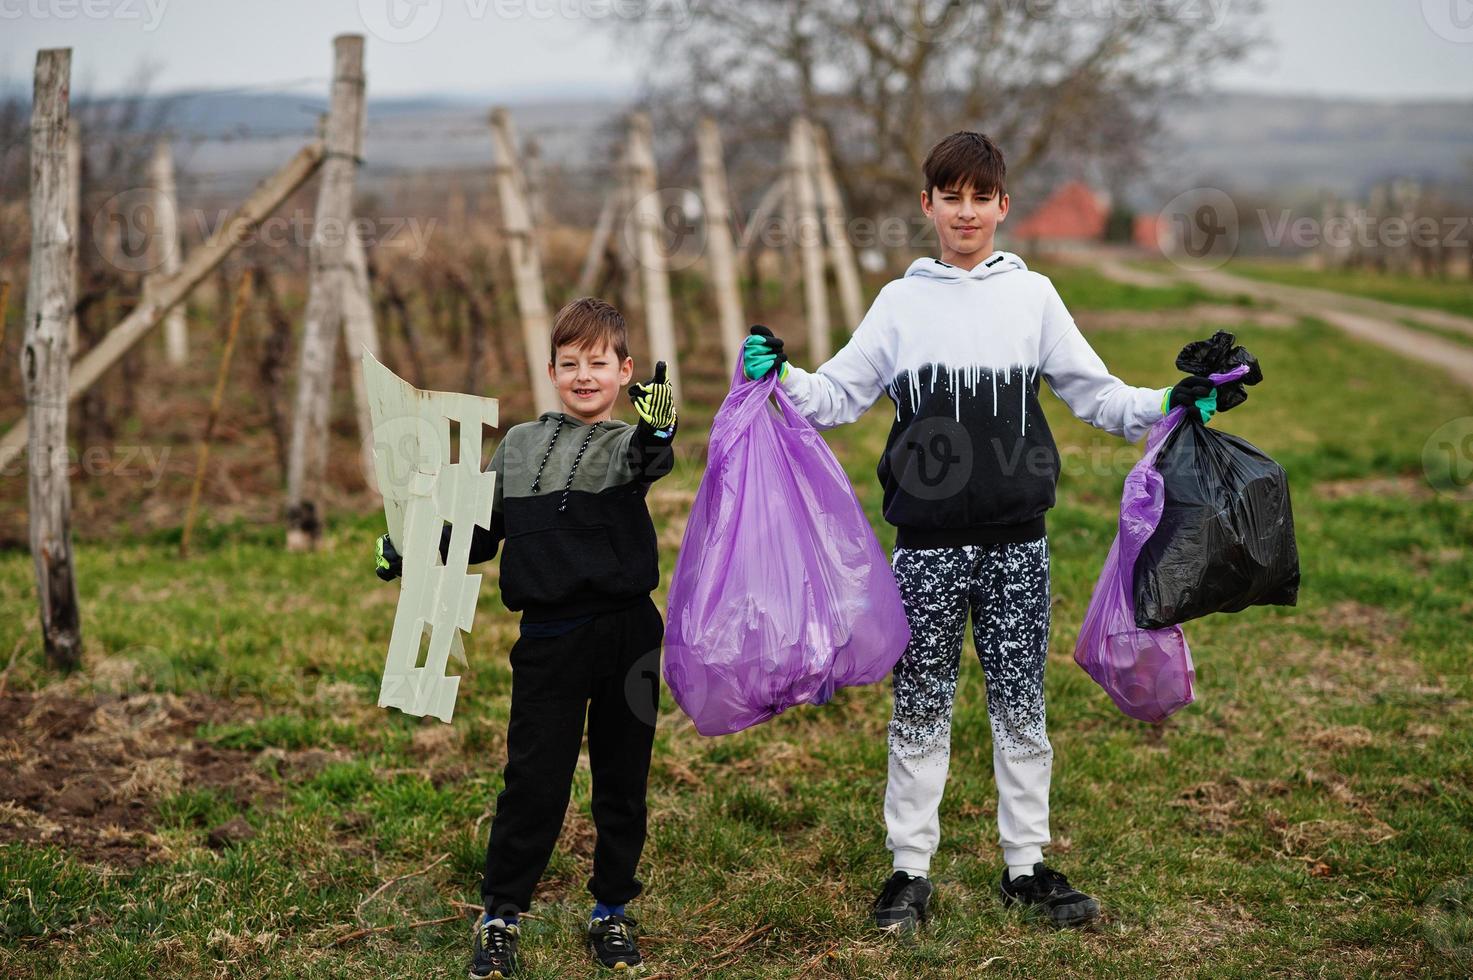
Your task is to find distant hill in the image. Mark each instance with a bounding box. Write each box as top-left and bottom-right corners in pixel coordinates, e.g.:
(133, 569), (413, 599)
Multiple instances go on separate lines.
(8, 86), (1470, 202)
(1155, 91), (1473, 197)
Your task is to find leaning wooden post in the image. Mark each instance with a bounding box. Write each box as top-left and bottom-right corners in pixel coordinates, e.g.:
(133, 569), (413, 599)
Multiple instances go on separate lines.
(0, 141), (325, 474)
(812, 124), (864, 331)
(66, 125), (80, 351)
(23, 48), (82, 669)
(626, 112), (681, 398)
(342, 232), (380, 479)
(696, 117), (746, 377)
(789, 116), (831, 363)
(490, 107), (557, 414)
(285, 34), (366, 551)
(148, 138), (187, 365)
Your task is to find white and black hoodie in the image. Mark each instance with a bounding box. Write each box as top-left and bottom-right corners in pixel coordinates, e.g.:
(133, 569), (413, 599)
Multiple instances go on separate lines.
(780, 251), (1168, 548)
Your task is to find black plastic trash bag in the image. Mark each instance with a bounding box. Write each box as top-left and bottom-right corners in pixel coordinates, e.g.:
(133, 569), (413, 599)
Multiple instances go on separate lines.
(1132, 332), (1300, 629)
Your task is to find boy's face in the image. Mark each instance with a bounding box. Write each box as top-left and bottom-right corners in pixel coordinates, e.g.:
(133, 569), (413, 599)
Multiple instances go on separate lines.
(547, 339), (634, 424)
(921, 181), (1010, 269)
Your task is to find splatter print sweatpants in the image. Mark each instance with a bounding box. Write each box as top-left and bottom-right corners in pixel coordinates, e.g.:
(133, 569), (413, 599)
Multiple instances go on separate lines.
(884, 538), (1053, 873)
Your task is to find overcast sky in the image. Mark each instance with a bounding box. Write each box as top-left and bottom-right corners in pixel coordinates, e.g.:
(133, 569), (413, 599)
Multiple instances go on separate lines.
(2, 0), (1471, 101)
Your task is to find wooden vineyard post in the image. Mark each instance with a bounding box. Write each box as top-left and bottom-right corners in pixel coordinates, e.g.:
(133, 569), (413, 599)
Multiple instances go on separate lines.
(66, 125), (80, 350)
(789, 116), (831, 363)
(696, 117), (746, 377)
(625, 112), (681, 398)
(285, 34), (367, 551)
(490, 107), (557, 415)
(149, 138), (188, 365)
(23, 48), (82, 669)
(812, 124), (865, 331)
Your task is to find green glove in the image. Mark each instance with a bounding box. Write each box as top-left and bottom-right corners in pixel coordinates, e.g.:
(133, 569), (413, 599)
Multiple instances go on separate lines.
(375, 533), (403, 582)
(743, 325), (790, 381)
(1164, 376), (1219, 424)
(629, 360), (676, 431)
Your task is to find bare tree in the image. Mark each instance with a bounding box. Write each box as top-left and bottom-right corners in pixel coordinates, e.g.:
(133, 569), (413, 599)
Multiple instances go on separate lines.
(620, 0), (1265, 219)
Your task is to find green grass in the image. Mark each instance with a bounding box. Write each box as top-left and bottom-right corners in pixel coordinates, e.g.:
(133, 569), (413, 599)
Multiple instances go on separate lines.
(1225, 261), (1473, 320)
(1398, 317), (1473, 350)
(3, 311), (1473, 977)
(1028, 259), (1229, 311)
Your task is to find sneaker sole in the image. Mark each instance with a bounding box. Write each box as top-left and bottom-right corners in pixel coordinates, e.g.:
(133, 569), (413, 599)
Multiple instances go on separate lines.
(1000, 890), (1101, 929)
(875, 904), (927, 934)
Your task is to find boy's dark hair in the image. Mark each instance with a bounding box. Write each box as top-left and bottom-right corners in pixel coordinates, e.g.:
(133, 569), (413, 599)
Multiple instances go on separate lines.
(923, 131), (1007, 199)
(550, 297), (629, 363)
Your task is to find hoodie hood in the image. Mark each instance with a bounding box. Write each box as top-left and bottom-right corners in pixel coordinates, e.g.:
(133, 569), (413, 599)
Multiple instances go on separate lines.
(904, 251), (1028, 283)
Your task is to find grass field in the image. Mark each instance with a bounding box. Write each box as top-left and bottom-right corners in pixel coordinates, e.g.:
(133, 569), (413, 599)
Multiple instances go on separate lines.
(1204, 261), (1473, 321)
(3, 272), (1473, 978)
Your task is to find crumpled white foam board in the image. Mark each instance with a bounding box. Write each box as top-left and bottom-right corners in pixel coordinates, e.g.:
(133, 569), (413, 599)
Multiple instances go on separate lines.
(362, 351), (498, 722)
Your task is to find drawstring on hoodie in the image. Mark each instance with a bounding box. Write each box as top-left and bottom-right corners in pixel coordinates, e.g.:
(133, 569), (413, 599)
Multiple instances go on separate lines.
(528, 414), (602, 512)
(529, 416), (566, 493)
(559, 424), (600, 512)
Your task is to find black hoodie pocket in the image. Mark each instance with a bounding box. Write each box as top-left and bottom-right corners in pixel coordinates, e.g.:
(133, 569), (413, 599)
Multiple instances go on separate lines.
(499, 524), (623, 610)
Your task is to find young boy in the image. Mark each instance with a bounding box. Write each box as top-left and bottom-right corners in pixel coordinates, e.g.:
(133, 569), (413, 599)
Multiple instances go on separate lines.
(742, 132), (1224, 931)
(376, 297), (679, 976)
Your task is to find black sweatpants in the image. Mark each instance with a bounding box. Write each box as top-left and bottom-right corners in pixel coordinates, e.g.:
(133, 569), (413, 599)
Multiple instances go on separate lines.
(482, 596), (664, 917)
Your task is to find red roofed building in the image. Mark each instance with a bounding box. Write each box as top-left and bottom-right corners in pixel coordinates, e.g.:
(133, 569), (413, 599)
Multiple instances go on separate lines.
(1008, 181), (1109, 244)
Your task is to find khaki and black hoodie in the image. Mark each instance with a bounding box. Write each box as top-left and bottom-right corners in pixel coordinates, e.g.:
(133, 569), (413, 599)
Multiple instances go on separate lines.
(446, 411), (677, 623)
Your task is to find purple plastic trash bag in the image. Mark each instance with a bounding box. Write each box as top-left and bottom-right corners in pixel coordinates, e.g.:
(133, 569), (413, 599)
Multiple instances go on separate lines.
(664, 363), (911, 736)
(1073, 365), (1250, 723)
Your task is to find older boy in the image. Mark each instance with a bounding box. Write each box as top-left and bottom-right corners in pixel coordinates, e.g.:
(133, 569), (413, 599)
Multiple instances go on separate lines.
(743, 132), (1224, 931)
(377, 298), (678, 976)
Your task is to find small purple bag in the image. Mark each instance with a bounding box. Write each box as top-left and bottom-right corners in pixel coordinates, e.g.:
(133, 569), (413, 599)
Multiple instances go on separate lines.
(664, 363), (911, 736)
(1073, 366), (1250, 723)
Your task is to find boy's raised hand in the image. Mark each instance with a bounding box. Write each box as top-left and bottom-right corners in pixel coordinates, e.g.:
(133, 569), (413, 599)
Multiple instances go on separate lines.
(629, 361), (677, 431)
(743, 325), (789, 381)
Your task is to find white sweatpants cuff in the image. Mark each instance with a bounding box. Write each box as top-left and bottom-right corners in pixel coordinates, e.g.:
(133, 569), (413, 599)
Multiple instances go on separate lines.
(891, 848), (932, 876)
(1003, 844), (1044, 868)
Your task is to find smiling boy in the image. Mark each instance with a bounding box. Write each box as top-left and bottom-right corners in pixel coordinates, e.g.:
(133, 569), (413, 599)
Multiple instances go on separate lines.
(376, 298), (679, 976)
(742, 132), (1223, 931)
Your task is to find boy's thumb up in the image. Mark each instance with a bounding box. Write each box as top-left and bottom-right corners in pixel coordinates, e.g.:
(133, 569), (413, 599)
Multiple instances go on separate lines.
(650, 360), (668, 385)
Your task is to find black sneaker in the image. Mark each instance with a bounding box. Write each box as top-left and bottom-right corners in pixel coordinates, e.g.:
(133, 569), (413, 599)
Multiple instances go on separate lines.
(999, 863), (1101, 928)
(469, 914), (519, 979)
(588, 913), (642, 971)
(873, 870), (933, 933)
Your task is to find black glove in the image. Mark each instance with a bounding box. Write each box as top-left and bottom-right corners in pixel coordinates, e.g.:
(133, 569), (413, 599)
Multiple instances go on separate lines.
(375, 533), (403, 582)
(1168, 375), (1216, 410)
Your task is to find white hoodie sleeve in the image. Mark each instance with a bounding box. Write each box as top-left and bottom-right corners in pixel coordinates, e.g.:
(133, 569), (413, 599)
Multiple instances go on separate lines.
(778, 289), (894, 430)
(1038, 280), (1168, 444)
